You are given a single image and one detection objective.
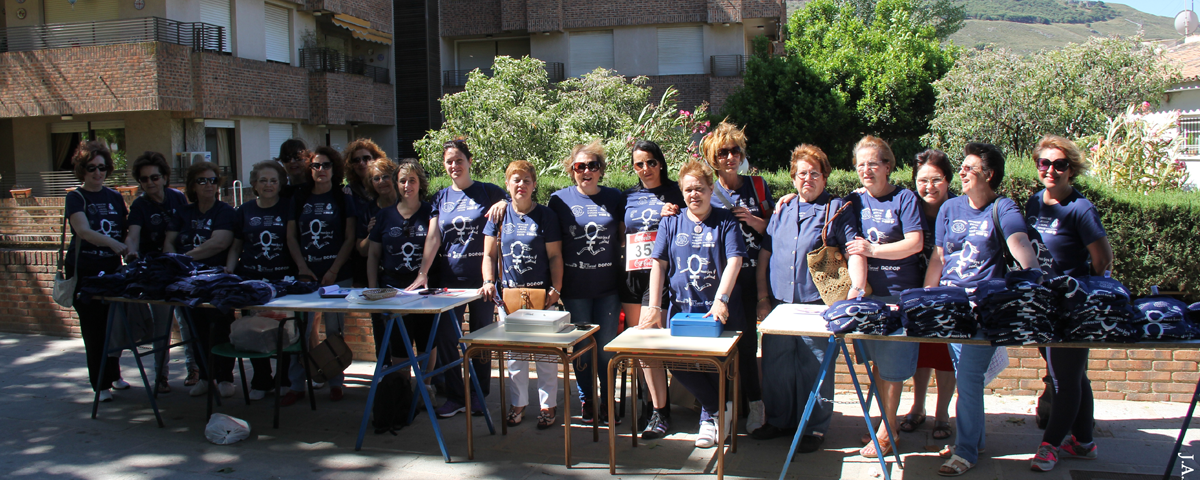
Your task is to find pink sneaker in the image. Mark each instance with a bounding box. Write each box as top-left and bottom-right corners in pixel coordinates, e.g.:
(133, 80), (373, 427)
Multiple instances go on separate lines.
(1030, 442), (1059, 472)
(1059, 435), (1097, 460)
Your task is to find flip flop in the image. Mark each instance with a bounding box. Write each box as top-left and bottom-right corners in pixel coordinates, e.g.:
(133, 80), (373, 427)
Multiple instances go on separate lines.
(932, 420), (953, 440)
(899, 412), (926, 433)
(860, 437), (894, 458)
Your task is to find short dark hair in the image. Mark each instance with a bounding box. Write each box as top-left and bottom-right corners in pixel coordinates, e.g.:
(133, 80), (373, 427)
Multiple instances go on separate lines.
(912, 149), (953, 186)
(249, 160), (288, 197)
(184, 161), (222, 202)
(443, 137), (472, 161)
(632, 140), (670, 187)
(312, 146), (345, 186)
(278, 138), (308, 163)
(964, 142), (1005, 190)
(72, 140), (113, 181)
(131, 151), (170, 185)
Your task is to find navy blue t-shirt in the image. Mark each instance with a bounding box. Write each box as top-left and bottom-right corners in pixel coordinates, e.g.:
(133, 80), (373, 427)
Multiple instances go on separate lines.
(127, 188), (187, 256)
(651, 208), (746, 315)
(432, 182), (507, 286)
(713, 175), (772, 274)
(233, 199), (295, 280)
(548, 186), (625, 299)
(848, 187), (925, 295)
(65, 187), (128, 269)
(294, 189), (356, 280)
(170, 201), (236, 267)
(1024, 189), (1107, 278)
(483, 203), (562, 289)
(623, 181), (685, 235)
(935, 196), (1027, 288)
(369, 202), (434, 286)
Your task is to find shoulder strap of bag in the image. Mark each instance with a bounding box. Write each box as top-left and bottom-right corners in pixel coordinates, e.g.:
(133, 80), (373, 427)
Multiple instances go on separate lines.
(59, 190), (85, 276)
(820, 199), (852, 247)
(750, 175), (770, 215)
(990, 200), (1014, 268)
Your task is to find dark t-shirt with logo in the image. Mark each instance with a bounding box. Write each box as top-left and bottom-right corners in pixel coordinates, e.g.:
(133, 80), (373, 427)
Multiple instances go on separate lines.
(548, 186), (625, 299)
(127, 188), (187, 256)
(294, 190), (356, 280)
(233, 200), (295, 280)
(65, 187), (128, 270)
(170, 201), (236, 267)
(369, 202), (434, 287)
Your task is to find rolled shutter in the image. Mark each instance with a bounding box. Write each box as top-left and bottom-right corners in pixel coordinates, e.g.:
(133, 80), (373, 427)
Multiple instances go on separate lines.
(264, 5), (291, 63)
(568, 31), (614, 78)
(200, 0), (233, 53)
(268, 123), (294, 160)
(657, 26), (704, 75)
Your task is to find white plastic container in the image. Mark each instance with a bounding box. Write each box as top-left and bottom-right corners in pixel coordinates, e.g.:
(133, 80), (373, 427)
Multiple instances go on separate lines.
(504, 309), (571, 334)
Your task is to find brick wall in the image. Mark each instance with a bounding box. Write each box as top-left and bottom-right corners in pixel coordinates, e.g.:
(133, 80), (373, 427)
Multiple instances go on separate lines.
(307, 0), (395, 34)
(440, 0), (780, 35)
(0, 250), (78, 337)
(308, 72), (396, 125)
(644, 74), (710, 113)
(708, 76), (744, 116)
(562, 0), (707, 29)
(441, 0), (504, 37)
(0, 43), (170, 117)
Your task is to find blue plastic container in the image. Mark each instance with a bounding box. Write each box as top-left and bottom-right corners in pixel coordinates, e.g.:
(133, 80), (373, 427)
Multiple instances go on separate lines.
(670, 313), (724, 337)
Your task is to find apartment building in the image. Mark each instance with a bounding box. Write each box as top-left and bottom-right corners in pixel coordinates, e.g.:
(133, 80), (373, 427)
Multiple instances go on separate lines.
(438, 0), (782, 114)
(0, 0), (396, 193)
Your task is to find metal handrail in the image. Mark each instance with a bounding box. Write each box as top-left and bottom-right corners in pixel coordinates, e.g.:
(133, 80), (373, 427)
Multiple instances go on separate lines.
(710, 55), (745, 77)
(299, 47), (391, 84)
(0, 17), (225, 53)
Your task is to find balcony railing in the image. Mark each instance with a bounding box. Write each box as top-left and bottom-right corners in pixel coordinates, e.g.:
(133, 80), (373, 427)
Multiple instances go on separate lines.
(0, 17), (225, 54)
(710, 55), (745, 77)
(442, 62), (565, 87)
(300, 48), (391, 84)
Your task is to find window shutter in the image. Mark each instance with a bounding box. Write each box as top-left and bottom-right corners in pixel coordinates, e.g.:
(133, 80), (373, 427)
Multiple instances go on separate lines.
(44, 0), (118, 24)
(199, 0), (233, 53)
(264, 5), (291, 63)
(568, 31), (614, 78)
(657, 26), (704, 75)
(268, 123), (294, 160)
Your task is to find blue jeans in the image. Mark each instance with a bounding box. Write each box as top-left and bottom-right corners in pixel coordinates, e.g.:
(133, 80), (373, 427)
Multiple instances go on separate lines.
(761, 333), (837, 435)
(948, 343), (997, 464)
(562, 294), (620, 406)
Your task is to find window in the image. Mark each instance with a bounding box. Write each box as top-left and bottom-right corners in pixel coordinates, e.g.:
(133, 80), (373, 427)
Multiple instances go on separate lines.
(569, 31), (614, 78)
(264, 4), (291, 64)
(50, 121), (125, 172)
(268, 123), (294, 160)
(200, 0), (233, 53)
(1181, 117), (1200, 158)
(658, 26), (704, 75)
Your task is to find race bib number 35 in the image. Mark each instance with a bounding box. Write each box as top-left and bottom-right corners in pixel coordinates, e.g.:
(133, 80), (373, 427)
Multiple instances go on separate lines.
(625, 232), (657, 271)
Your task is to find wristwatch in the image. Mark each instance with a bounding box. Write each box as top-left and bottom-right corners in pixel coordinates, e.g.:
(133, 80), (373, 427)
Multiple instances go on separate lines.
(717, 293), (730, 304)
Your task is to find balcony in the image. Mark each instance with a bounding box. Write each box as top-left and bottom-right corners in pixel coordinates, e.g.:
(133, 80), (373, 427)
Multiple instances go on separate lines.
(710, 55), (745, 77)
(300, 47), (390, 84)
(442, 62), (564, 87)
(0, 17), (225, 53)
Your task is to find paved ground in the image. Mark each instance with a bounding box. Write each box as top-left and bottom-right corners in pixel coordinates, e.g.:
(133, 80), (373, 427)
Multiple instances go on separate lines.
(1, 332), (1195, 479)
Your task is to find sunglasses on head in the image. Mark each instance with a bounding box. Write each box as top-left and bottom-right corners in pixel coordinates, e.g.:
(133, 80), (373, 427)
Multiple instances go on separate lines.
(85, 164), (111, 173)
(716, 146), (742, 158)
(138, 173), (162, 183)
(1036, 158), (1070, 173)
(350, 155), (373, 164)
(634, 159), (659, 170)
(194, 177), (219, 185)
(310, 162), (334, 171)
(571, 161), (602, 173)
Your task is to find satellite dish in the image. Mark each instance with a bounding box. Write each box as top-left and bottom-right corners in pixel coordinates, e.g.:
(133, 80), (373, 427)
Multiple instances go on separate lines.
(1176, 10), (1199, 36)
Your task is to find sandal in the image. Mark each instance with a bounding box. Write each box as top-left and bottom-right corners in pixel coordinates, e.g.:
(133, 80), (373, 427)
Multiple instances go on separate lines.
(940, 445), (984, 459)
(937, 454), (974, 476)
(536, 408), (557, 430)
(506, 406), (525, 427)
(860, 436), (894, 458)
(932, 420), (953, 440)
(183, 369), (199, 387)
(899, 412), (926, 433)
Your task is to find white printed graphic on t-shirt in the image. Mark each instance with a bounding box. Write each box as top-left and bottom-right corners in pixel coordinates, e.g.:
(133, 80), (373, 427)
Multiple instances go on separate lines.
(504, 240), (537, 280)
(387, 241), (421, 271)
(257, 230), (282, 260)
(447, 215), (478, 245)
(572, 221), (610, 256)
(946, 240), (981, 279)
(677, 254), (716, 291)
(305, 219), (331, 249)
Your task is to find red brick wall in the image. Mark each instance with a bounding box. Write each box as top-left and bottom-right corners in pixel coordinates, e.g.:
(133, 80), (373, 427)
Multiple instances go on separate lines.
(502, 0), (529, 32)
(562, 0), (707, 29)
(645, 74), (709, 113)
(306, 0), (395, 34)
(441, 0), (504, 37)
(308, 72), (396, 125)
(709, 76), (743, 115)
(0, 43), (170, 117)
(526, 0), (563, 32)
(0, 250), (78, 337)
(440, 0), (780, 35)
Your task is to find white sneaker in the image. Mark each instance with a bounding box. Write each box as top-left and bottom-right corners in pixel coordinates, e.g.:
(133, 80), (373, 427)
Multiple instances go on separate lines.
(98, 390), (113, 402)
(249, 389), (270, 401)
(696, 419), (718, 448)
(312, 381), (326, 390)
(746, 400), (766, 433)
(217, 382), (236, 398)
(112, 378), (131, 390)
(189, 381), (209, 397)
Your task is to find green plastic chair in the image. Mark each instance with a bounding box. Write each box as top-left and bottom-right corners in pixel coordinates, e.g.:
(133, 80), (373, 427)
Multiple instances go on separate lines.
(211, 316), (315, 428)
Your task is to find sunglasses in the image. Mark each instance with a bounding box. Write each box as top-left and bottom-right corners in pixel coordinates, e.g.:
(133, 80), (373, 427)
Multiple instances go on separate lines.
(85, 164), (111, 173)
(138, 173), (163, 183)
(571, 161), (602, 173)
(716, 146), (742, 158)
(371, 174), (390, 183)
(634, 159), (659, 170)
(1036, 158), (1070, 173)
(310, 162), (334, 171)
(350, 155), (373, 164)
(194, 177), (219, 185)
(282, 156), (306, 163)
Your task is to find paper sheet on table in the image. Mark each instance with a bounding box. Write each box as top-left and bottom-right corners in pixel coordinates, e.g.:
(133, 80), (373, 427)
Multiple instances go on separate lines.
(345, 289), (425, 306)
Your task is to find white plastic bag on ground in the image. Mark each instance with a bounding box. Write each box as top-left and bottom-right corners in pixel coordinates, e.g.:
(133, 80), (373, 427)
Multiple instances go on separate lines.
(205, 413), (251, 445)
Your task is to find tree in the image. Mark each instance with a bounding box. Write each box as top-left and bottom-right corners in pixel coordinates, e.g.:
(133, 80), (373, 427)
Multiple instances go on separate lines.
(923, 36), (1179, 159)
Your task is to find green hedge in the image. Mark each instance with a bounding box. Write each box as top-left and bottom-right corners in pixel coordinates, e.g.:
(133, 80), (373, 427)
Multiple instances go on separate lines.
(429, 165), (1200, 301)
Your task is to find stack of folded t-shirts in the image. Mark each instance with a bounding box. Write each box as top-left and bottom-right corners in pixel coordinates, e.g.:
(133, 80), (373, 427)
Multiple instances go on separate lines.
(1045, 275), (1141, 342)
(1132, 296), (1200, 340)
(971, 270), (1057, 346)
(823, 298), (899, 335)
(899, 286), (976, 339)
(165, 273), (246, 307)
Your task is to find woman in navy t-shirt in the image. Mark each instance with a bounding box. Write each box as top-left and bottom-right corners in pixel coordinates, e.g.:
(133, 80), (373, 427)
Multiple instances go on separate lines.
(642, 160), (746, 449)
(548, 140), (626, 425)
(926, 143), (1040, 476)
(480, 161), (564, 429)
(64, 141), (129, 402)
(164, 162), (238, 398)
(1024, 136), (1113, 472)
(843, 136), (925, 459)
(345, 138), (386, 288)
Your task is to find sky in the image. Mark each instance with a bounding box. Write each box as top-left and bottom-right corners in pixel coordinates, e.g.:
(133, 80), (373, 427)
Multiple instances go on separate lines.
(1105, 0), (1195, 18)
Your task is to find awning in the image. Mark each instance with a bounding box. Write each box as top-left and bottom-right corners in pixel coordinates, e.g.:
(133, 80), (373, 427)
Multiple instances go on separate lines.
(331, 14), (393, 45)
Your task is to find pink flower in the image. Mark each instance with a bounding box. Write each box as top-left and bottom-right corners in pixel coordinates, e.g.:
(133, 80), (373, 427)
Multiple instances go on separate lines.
(681, 110), (691, 117)
(1141, 101), (1152, 113)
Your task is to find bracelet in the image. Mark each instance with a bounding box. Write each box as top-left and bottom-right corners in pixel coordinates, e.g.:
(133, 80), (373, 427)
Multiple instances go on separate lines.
(757, 297), (771, 304)
(550, 286), (561, 295)
(645, 305), (662, 311)
(482, 280), (495, 286)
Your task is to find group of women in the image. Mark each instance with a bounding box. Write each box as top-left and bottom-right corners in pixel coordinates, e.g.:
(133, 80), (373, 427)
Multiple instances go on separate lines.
(64, 119), (1112, 475)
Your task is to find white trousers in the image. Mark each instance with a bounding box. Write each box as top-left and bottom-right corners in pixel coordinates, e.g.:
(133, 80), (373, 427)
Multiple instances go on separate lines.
(506, 359), (558, 409)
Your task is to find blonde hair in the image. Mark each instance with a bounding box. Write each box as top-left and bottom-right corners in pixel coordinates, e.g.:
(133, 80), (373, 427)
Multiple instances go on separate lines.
(853, 135), (895, 167)
(790, 144), (831, 179)
(699, 119), (748, 171)
(562, 140), (606, 184)
(1034, 135), (1087, 180)
(678, 160), (714, 188)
